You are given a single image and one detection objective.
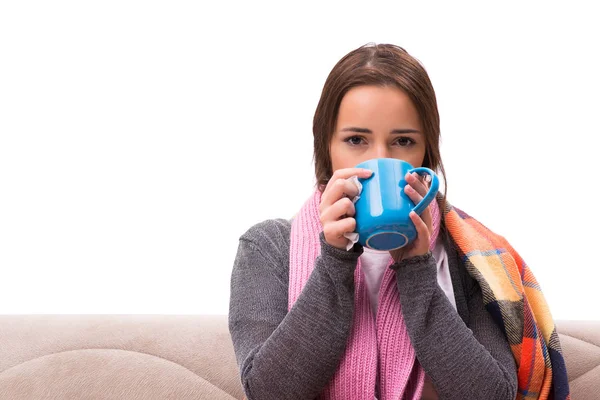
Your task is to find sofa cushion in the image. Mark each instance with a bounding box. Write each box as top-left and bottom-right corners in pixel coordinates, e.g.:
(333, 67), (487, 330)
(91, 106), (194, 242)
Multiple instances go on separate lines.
(0, 348), (236, 399)
(0, 315), (244, 400)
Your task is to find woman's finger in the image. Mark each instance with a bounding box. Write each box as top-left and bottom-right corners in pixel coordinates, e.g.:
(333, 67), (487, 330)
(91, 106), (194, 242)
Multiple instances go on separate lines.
(404, 182), (423, 205)
(322, 217), (356, 249)
(335, 216), (356, 236)
(320, 168), (372, 211)
(420, 205), (433, 233)
(321, 178), (361, 212)
(410, 210), (430, 245)
(320, 197), (356, 223)
(324, 168), (372, 193)
(405, 172), (429, 197)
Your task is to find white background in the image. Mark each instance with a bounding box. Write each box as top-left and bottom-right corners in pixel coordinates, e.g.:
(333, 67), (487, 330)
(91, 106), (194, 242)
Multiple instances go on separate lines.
(1, 1), (598, 320)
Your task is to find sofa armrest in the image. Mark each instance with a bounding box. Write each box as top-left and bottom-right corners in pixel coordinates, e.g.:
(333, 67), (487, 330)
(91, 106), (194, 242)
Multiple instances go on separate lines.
(556, 320), (600, 400)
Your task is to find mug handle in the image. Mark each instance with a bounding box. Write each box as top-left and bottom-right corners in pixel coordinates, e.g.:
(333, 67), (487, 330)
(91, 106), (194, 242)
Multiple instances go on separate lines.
(406, 167), (440, 215)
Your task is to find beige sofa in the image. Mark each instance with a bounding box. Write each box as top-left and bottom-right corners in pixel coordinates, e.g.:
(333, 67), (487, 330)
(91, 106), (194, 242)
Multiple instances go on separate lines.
(0, 315), (598, 399)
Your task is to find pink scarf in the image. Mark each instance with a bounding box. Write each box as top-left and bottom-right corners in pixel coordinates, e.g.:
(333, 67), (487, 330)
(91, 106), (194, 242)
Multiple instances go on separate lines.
(289, 189), (442, 399)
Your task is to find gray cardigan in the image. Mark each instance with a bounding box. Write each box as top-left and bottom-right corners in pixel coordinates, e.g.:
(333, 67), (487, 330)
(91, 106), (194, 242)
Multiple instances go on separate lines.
(229, 218), (517, 400)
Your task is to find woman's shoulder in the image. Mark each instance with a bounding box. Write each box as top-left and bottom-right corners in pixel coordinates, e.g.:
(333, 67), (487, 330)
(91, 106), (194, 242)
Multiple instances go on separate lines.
(238, 219), (292, 269)
(240, 218), (292, 245)
(231, 220), (292, 308)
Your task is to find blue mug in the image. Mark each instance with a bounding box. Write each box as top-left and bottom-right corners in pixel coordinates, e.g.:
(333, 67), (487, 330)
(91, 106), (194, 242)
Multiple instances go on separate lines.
(354, 158), (440, 251)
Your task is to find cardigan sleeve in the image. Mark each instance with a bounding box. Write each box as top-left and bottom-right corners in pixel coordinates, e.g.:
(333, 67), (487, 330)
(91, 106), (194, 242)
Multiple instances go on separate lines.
(228, 219), (361, 400)
(392, 251), (518, 400)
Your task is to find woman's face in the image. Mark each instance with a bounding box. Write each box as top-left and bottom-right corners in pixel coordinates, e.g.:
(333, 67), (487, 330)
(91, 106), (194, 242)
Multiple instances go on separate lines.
(329, 85), (426, 172)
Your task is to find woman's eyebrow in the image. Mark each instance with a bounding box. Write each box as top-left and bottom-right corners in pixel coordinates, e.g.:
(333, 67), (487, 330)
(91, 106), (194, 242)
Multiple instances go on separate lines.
(391, 129), (421, 134)
(341, 127), (372, 133)
(340, 127), (421, 134)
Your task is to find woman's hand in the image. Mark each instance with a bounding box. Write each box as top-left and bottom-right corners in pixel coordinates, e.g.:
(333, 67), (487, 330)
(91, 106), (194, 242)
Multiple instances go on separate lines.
(319, 168), (373, 250)
(390, 172), (433, 263)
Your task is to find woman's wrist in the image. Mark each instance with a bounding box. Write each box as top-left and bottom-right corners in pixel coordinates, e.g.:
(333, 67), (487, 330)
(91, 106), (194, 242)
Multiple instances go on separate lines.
(319, 232), (363, 261)
(390, 251), (434, 271)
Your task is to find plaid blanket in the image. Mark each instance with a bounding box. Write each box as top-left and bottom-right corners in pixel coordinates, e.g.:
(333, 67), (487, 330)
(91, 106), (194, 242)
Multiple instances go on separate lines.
(444, 200), (570, 400)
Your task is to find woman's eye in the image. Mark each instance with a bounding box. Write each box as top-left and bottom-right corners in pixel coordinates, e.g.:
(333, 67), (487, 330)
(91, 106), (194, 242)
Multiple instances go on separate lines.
(395, 137), (415, 147)
(345, 136), (364, 146)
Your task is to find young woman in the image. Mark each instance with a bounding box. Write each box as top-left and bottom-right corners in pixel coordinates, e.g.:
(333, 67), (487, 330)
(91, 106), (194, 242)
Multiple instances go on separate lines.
(229, 43), (570, 400)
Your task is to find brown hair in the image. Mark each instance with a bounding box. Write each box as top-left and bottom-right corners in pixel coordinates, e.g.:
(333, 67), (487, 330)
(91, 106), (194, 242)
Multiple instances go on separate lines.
(312, 43), (448, 206)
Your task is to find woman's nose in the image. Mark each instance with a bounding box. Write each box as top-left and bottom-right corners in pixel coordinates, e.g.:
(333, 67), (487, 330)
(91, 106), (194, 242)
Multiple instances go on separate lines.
(373, 145), (391, 159)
